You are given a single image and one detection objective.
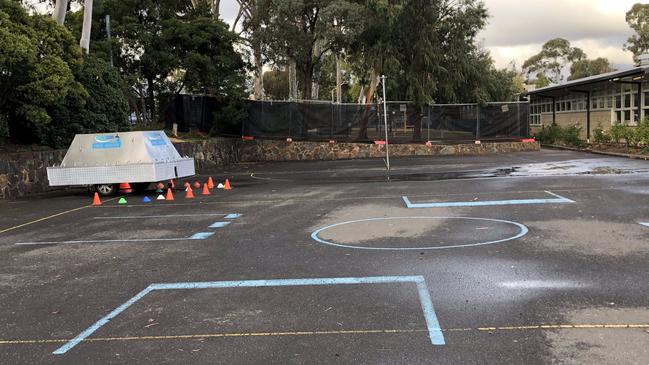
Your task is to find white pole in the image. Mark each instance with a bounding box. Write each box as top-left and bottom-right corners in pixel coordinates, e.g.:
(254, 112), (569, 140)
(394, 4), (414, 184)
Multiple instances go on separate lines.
(80, 0), (94, 54)
(381, 75), (390, 174)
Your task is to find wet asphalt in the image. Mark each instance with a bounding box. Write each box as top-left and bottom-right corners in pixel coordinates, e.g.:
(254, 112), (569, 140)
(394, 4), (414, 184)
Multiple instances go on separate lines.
(0, 148), (648, 364)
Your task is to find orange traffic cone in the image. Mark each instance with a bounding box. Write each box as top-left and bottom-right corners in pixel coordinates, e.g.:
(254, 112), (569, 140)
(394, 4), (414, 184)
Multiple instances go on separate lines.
(202, 183), (210, 195)
(224, 179), (232, 190)
(184, 182), (190, 188)
(207, 177), (215, 189)
(119, 183), (132, 194)
(166, 188), (174, 201)
(185, 186), (195, 199)
(92, 192), (102, 206)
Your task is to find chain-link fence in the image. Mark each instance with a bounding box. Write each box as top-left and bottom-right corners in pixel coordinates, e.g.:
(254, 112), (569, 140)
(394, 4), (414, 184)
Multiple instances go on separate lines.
(165, 95), (530, 143)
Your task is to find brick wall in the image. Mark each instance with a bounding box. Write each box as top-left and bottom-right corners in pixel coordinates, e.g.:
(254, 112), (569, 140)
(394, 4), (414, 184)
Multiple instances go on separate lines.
(531, 111), (612, 139)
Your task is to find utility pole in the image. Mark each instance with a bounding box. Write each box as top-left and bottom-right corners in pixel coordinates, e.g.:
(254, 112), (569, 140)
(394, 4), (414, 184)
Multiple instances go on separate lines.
(52, 0), (68, 25)
(80, 0), (94, 54)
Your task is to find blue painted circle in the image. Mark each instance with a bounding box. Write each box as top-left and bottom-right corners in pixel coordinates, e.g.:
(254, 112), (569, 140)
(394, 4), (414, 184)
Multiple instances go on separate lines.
(310, 216), (529, 251)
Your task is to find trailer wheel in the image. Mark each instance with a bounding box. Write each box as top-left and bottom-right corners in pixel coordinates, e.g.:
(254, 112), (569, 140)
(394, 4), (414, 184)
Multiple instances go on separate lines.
(95, 184), (118, 197)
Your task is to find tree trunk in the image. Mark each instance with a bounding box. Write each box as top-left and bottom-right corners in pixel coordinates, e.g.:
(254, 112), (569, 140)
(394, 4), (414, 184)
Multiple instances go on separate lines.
(52, 0), (68, 25)
(336, 54), (342, 103)
(79, 0), (93, 54)
(253, 44), (264, 100)
(303, 62), (313, 101)
(356, 72), (379, 140)
(311, 42), (321, 100)
(128, 96), (142, 124)
(288, 59), (298, 100)
(146, 77), (156, 124)
(212, 0), (220, 17)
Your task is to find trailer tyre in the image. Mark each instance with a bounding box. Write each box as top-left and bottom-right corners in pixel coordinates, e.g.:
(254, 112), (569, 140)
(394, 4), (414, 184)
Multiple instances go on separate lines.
(95, 184), (118, 197)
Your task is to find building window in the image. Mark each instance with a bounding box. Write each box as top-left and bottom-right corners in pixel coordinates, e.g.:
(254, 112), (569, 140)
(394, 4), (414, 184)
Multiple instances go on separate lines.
(613, 85), (639, 125)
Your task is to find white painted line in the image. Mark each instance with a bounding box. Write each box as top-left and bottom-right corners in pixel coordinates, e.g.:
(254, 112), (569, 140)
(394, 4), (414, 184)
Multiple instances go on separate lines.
(639, 222), (649, 228)
(402, 191), (575, 208)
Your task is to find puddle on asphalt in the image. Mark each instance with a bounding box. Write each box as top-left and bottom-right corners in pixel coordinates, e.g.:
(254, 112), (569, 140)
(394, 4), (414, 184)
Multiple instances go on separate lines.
(250, 157), (649, 184)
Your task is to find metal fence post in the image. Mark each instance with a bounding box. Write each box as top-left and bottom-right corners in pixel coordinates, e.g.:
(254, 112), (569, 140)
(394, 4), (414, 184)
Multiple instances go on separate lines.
(475, 104), (480, 140)
(427, 105), (431, 141)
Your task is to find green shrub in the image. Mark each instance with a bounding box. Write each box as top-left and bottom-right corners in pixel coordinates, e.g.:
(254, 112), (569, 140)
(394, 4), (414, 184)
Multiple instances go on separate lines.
(561, 125), (584, 147)
(609, 123), (626, 144)
(637, 119), (649, 146)
(623, 125), (640, 147)
(535, 124), (562, 144)
(593, 124), (611, 144)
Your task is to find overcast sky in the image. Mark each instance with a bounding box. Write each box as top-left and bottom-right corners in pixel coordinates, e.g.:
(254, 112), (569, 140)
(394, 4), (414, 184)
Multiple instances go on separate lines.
(220, 0), (639, 70)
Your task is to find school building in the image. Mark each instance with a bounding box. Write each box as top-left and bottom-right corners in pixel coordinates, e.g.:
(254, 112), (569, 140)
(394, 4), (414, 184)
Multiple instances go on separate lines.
(527, 56), (649, 141)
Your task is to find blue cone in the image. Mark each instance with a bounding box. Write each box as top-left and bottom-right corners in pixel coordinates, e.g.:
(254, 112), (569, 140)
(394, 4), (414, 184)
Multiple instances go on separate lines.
(143, 196), (151, 203)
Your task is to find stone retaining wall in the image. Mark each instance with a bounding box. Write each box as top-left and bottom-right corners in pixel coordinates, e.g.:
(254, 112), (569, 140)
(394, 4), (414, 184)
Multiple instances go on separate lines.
(0, 138), (538, 199)
(237, 139), (539, 162)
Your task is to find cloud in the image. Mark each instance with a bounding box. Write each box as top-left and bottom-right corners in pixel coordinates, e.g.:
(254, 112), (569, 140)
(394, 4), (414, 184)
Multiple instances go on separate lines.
(479, 0), (638, 68)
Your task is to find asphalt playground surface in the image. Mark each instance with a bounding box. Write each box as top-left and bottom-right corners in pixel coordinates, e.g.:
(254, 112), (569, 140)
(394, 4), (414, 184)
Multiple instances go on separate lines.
(1, 148), (649, 364)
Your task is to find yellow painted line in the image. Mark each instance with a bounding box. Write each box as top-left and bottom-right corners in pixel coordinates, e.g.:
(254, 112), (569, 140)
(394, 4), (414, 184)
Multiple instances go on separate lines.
(476, 324), (649, 331)
(1, 324), (648, 347)
(0, 329), (425, 345)
(0, 198), (119, 235)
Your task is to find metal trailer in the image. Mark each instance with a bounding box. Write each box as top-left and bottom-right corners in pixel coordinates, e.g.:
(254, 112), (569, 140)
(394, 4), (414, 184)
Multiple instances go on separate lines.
(47, 131), (195, 196)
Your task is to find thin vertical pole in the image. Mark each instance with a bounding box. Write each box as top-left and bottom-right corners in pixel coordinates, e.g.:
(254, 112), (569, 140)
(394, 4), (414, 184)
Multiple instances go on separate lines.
(381, 75), (390, 175)
(475, 104), (480, 140)
(427, 105), (431, 141)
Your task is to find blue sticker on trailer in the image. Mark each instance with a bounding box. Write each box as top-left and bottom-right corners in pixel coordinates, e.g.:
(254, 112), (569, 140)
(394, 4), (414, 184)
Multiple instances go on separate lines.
(91, 135), (121, 149)
(145, 132), (167, 146)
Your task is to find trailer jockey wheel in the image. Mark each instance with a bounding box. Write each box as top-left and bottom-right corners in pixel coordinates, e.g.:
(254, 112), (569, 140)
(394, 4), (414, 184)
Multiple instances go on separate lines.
(95, 184), (118, 197)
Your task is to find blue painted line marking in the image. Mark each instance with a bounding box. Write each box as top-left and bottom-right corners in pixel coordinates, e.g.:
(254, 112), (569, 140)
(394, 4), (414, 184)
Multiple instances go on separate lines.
(53, 286), (154, 354)
(415, 280), (444, 345)
(311, 216), (528, 251)
(402, 191), (575, 208)
(190, 232), (215, 240)
(640, 222), (649, 228)
(224, 214), (241, 219)
(15, 234), (219, 245)
(209, 222), (231, 228)
(53, 275), (444, 354)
